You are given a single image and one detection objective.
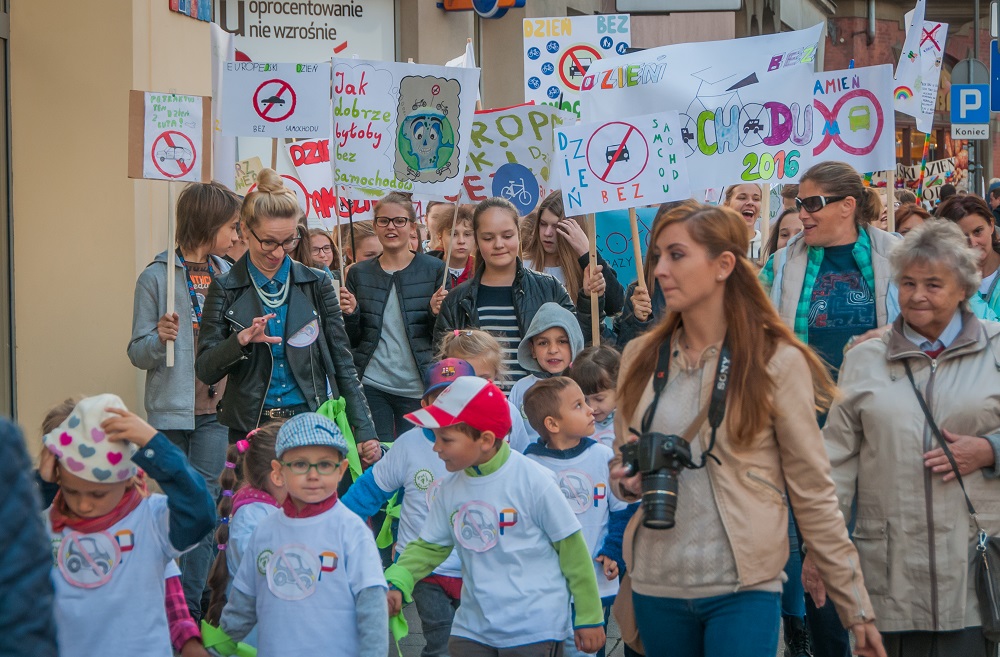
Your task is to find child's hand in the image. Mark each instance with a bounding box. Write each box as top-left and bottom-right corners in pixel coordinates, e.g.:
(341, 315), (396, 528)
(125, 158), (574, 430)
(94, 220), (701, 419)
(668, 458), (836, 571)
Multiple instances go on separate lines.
(387, 589), (403, 616)
(430, 285), (448, 316)
(596, 555), (618, 580)
(582, 264), (606, 297)
(101, 408), (158, 448)
(38, 446), (58, 483)
(339, 288), (357, 315)
(180, 638), (210, 657)
(574, 626), (606, 654)
(360, 440), (382, 467)
(157, 312), (180, 344)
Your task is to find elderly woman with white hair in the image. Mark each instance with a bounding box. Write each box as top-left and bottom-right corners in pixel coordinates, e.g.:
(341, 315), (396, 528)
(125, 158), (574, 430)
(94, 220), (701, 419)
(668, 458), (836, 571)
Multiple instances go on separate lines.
(805, 220), (1000, 656)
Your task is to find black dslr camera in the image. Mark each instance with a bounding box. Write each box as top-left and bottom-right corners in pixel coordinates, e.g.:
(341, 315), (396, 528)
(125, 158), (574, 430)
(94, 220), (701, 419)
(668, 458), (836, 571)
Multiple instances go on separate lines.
(620, 432), (698, 529)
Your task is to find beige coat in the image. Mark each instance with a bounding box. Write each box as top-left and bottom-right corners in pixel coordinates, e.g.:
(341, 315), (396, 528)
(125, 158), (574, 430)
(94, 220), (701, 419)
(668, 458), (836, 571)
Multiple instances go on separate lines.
(824, 312), (1000, 632)
(612, 333), (876, 628)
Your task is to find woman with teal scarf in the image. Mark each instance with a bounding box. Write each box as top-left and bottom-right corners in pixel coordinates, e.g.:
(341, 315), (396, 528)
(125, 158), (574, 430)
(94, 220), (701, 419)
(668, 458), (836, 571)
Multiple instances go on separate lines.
(937, 194), (1000, 321)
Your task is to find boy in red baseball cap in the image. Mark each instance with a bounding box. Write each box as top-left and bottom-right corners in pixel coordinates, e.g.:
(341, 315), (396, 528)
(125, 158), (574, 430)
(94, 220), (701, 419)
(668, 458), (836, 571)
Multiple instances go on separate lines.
(385, 376), (606, 656)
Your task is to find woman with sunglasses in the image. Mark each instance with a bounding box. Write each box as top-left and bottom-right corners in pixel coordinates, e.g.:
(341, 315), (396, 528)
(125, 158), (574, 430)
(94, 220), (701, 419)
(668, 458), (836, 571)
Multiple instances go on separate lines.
(759, 161), (900, 657)
(338, 192), (447, 443)
(196, 169), (379, 465)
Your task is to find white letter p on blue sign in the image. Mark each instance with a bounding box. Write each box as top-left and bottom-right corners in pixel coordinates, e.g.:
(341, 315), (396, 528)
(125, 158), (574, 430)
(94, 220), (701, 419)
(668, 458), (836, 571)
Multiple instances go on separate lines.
(960, 88), (982, 118)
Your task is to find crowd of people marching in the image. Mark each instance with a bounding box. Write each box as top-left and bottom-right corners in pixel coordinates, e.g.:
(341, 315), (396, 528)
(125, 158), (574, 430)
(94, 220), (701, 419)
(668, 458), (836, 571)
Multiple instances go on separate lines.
(3, 160), (1000, 657)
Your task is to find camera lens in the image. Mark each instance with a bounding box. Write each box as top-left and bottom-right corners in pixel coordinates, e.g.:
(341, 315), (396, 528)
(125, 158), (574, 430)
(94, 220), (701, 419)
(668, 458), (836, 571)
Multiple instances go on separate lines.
(641, 469), (679, 529)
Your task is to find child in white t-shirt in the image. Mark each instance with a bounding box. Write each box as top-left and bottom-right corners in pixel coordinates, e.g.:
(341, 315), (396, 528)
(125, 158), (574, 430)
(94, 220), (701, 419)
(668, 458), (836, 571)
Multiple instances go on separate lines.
(40, 394), (217, 657)
(507, 303), (585, 447)
(568, 346), (621, 451)
(384, 377), (606, 656)
(219, 414), (388, 657)
(343, 358), (478, 657)
(204, 421), (285, 643)
(438, 328), (532, 453)
(522, 377), (631, 657)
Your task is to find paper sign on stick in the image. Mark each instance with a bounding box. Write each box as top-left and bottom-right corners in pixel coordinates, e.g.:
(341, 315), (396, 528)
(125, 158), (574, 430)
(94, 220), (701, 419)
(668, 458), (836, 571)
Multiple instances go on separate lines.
(463, 104), (576, 214)
(234, 157), (264, 195)
(594, 207), (658, 287)
(221, 62), (330, 138)
(812, 65), (896, 174)
(580, 26), (822, 190)
(555, 111), (691, 216)
(523, 15), (631, 117)
(331, 58), (480, 199)
(128, 90), (211, 183)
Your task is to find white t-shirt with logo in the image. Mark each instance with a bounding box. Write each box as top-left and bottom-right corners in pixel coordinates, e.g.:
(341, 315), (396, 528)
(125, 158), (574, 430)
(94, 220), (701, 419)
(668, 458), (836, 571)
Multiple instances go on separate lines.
(505, 399), (532, 454)
(46, 495), (184, 657)
(592, 415), (616, 451)
(525, 440), (628, 599)
(227, 502), (279, 584)
(419, 449), (582, 647)
(372, 427), (461, 577)
(232, 502), (387, 657)
(508, 374), (543, 446)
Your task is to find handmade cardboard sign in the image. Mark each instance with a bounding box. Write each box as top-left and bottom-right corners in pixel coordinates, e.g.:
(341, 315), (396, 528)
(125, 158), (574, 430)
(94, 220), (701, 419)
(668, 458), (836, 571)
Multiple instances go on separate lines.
(127, 90), (211, 182)
(331, 58), (480, 199)
(523, 14), (631, 117)
(221, 61), (330, 138)
(554, 111), (691, 215)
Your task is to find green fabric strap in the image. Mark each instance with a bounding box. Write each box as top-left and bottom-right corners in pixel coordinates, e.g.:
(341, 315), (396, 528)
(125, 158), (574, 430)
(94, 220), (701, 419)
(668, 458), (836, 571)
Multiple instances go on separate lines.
(316, 397), (363, 481)
(376, 491), (402, 549)
(200, 621), (257, 657)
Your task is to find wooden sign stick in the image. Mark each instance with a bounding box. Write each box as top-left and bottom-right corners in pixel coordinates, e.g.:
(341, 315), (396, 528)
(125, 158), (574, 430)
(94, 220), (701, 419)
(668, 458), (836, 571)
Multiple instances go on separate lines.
(759, 183), (771, 260)
(270, 138), (278, 170)
(628, 207), (646, 292)
(441, 198), (462, 289)
(588, 213), (600, 345)
(166, 182), (177, 367)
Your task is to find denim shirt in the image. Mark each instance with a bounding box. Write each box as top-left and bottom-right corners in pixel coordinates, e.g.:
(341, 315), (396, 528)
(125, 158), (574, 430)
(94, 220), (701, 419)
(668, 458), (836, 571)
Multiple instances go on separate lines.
(247, 256), (307, 408)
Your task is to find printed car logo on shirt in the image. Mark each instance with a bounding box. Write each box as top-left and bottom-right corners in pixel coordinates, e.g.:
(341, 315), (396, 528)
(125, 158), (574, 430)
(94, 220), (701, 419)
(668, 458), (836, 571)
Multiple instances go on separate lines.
(453, 500), (500, 552)
(558, 469), (595, 514)
(57, 531), (122, 589)
(319, 551), (338, 578)
(266, 544), (320, 600)
(499, 508), (519, 534)
(114, 529), (135, 552)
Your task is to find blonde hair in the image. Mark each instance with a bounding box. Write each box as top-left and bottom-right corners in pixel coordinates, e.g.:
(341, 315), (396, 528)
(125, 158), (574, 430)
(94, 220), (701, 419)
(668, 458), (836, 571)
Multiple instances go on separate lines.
(438, 329), (507, 386)
(241, 169), (300, 229)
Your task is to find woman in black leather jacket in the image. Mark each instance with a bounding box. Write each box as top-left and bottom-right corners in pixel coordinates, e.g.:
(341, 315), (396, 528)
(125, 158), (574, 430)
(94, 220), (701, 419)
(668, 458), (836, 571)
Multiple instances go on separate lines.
(195, 169), (377, 456)
(435, 197), (604, 391)
(339, 192), (447, 442)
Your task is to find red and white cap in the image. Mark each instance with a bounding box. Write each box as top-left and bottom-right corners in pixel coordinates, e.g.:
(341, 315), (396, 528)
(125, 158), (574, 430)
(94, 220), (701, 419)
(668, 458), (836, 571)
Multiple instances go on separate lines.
(405, 376), (512, 439)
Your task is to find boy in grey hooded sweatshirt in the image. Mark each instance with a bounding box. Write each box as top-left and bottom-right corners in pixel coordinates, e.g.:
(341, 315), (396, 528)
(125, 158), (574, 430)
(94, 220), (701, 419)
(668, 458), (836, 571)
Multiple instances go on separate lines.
(508, 302), (586, 445)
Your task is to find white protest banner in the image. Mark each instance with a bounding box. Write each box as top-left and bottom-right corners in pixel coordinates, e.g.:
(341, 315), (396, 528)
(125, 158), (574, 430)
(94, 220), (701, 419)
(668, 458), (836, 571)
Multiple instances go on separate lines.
(523, 14), (631, 117)
(894, 10), (947, 134)
(581, 26), (821, 190)
(462, 104), (575, 214)
(221, 61), (330, 138)
(331, 58), (480, 199)
(554, 111), (691, 216)
(129, 91), (210, 183)
(897, 156), (959, 201)
(210, 23), (237, 189)
(812, 65), (895, 174)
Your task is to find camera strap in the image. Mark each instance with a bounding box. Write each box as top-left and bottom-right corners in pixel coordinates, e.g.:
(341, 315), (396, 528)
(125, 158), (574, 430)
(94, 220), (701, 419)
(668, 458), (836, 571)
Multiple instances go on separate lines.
(638, 332), (731, 468)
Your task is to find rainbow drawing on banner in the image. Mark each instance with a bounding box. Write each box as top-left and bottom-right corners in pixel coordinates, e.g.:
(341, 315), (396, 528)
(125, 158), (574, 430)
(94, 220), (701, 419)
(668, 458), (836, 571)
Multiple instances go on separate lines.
(894, 86), (913, 100)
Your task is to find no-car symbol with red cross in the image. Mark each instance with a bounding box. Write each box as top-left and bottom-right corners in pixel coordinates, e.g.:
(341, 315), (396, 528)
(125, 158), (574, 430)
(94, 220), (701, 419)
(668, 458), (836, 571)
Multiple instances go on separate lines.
(253, 79), (297, 123)
(150, 131), (197, 179)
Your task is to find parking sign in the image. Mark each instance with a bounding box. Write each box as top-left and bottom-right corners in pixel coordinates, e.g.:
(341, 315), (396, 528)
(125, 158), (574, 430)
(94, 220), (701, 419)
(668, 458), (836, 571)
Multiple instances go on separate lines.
(951, 84), (990, 123)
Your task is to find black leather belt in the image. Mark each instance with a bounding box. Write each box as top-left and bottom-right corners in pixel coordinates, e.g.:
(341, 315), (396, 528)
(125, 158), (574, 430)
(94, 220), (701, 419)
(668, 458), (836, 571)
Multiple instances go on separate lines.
(261, 404), (310, 419)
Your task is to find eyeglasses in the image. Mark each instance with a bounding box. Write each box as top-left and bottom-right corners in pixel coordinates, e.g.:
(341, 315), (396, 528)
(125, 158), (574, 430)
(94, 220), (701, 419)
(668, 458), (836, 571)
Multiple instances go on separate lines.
(794, 195), (848, 213)
(311, 245), (333, 255)
(248, 225), (301, 252)
(280, 459), (343, 476)
(374, 216), (410, 228)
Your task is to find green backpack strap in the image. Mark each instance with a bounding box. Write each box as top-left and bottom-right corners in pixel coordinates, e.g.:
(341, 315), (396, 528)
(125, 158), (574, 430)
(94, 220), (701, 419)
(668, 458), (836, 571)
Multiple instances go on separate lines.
(316, 397), (363, 481)
(200, 621), (257, 657)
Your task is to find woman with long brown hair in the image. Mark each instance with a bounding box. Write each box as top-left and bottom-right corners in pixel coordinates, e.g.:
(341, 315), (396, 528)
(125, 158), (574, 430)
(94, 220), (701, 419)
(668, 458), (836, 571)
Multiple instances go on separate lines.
(609, 204), (886, 657)
(524, 191), (625, 317)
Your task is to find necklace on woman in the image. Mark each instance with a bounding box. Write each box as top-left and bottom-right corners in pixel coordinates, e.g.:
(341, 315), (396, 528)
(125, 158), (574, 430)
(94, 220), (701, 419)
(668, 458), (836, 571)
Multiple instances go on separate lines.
(252, 274), (291, 309)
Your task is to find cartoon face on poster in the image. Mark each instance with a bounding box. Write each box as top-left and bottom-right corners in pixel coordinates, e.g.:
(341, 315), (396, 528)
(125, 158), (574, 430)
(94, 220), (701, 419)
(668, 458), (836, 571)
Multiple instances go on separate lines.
(332, 58), (480, 200)
(581, 26), (822, 190)
(395, 76), (462, 182)
(812, 65), (895, 175)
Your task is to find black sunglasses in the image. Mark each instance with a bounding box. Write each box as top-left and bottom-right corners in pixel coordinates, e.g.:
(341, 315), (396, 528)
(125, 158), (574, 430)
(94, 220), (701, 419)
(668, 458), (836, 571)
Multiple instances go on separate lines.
(795, 195), (848, 213)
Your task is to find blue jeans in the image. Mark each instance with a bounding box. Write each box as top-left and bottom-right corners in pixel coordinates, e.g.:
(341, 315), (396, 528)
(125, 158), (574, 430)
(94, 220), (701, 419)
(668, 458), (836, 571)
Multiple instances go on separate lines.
(162, 413), (228, 619)
(782, 510), (806, 618)
(412, 579), (460, 657)
(633, 590), (780, 657)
